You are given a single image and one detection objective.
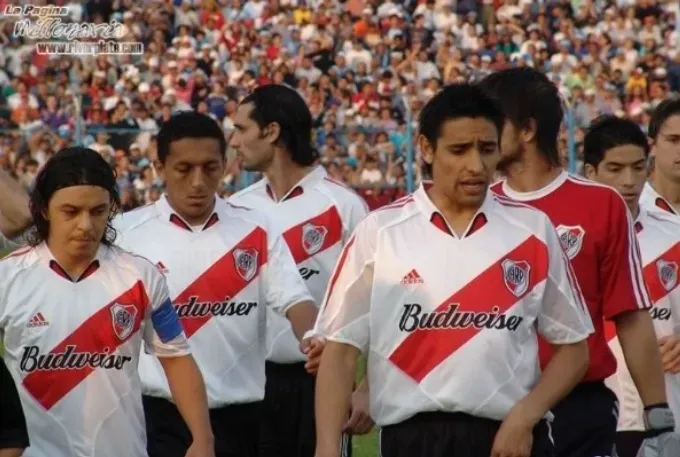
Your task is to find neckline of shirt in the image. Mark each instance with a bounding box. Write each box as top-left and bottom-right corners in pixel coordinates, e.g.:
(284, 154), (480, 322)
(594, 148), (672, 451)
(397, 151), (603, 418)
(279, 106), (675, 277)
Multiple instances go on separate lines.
(500, 170), (568, 201)
(263, 165), (327, 202)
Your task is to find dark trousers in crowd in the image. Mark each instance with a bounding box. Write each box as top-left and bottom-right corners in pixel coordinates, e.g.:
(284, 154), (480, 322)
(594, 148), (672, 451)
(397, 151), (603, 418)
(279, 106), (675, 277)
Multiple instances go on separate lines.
(551, 381), (618, 457)
(143, 395), (261, 457)
(615, 431), (646, 457)
(379, 411), (554, 457)
(259, 361), (351, 457)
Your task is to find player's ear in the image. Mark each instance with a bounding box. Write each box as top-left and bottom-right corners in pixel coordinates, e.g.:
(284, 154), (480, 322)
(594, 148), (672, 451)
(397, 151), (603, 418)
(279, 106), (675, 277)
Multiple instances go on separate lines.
(520, 118), (537, 144)
(263, 122), (281, 145)
(418, 134), (434, 166)
(583, 163), (596, 180)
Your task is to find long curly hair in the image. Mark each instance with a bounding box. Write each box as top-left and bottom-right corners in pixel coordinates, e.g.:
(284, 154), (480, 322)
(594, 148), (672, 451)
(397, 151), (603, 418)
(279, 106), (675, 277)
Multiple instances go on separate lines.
(26, 147), (121, 247)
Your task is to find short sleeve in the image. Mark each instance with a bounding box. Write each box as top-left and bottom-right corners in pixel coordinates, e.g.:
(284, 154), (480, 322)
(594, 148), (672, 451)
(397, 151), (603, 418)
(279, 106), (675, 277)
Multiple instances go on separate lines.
(538, 218), (594, 344)
(142, 265), (190, 358)
(264, 221), (314, 315)
(0, 357), (29, 450)
(342, 194), (369, 244)
(601, 191), (652, 319)
(315, 214), (377, 353)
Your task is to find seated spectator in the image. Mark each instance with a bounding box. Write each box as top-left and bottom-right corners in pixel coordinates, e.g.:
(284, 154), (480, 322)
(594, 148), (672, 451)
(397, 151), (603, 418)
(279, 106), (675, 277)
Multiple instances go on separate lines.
(0, 0), (676, 215)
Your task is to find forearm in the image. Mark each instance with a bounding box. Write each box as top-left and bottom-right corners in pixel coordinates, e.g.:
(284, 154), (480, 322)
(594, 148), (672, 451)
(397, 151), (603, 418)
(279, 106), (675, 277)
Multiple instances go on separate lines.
(316, 342), (358, 456)
(516, 341), (589, 424)
(356, 359), (368, 392)
(286, 301), (318, 341)
(0, 449), (24, 457)
(0, 169), (30, 238)
(616, 310), (667, 405)
(160, 355), (214, 443)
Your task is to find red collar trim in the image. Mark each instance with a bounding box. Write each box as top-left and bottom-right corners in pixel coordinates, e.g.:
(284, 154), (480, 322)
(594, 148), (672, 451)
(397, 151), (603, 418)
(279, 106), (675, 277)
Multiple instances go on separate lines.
(49, 259), (100, 282)
(634, 221), (643, 234)
(169, 213), (219, 231)
(656, 197), (677, 215)
(266, 184), (304, 202)
(430, 212), (488, 238)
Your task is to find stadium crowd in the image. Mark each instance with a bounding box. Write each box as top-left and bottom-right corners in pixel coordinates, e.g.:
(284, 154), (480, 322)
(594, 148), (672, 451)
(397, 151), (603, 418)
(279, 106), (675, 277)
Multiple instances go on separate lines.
(0, 0), (679, 209)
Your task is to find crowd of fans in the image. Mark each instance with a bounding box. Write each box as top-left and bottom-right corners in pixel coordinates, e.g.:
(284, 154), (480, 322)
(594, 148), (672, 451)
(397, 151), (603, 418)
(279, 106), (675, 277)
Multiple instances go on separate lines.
(0, 0), (678, 210)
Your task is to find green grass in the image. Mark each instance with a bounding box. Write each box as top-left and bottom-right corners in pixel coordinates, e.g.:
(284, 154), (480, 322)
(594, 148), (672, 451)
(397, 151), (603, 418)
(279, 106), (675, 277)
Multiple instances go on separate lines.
(352, 357), (378, 457)
(0, 248), (379, 455)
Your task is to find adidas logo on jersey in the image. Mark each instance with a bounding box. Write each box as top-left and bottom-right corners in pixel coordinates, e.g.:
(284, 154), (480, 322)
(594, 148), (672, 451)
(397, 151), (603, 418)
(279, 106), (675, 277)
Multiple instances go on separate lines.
(401, 269), (424, 285)
(27, 313), (49, 328)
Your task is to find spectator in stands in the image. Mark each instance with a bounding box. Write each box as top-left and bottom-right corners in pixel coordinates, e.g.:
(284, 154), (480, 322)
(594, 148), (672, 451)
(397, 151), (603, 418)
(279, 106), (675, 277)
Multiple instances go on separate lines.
(0, 0), (678, 208)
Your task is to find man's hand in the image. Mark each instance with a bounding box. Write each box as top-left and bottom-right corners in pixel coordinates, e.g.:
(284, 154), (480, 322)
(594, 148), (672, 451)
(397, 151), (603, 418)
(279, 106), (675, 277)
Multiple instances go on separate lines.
(184, 437), (215, 457)
(301, 336), (326, 374)
(343, 387), (374, 435)
(491, 404), (535, 457)
(659, 335), (680, 374)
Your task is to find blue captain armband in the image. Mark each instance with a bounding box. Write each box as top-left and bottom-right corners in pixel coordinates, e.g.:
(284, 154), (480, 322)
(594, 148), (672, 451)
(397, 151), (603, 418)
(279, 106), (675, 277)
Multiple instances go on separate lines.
(151, 299), (183, 343)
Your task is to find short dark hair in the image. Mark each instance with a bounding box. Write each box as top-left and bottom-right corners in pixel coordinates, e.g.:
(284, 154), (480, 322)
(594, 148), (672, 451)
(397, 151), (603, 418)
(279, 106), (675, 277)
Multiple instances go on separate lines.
(240, 84), (318, 166)
(418, 83), (504, 176)
(156, 111), (227, 163)
(27, 147), (121, 246)
(649, 96), (680, 140)
(478, 67), (563, 167)
(583, 115), (649, 168)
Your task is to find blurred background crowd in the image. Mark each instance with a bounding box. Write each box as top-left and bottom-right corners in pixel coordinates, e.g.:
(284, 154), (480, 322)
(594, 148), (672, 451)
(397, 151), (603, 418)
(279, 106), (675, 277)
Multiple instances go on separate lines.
(0, 0), (678, 210)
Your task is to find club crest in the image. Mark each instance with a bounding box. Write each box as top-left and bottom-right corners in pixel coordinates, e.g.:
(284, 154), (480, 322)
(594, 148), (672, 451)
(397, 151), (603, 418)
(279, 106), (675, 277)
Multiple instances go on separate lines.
(110, 303), (137, 341)
(656, 260), (678, 292)
(502, 259), (531, 298)
(556, 225), (585, 260)
(233, 248), (259, 281)
(302, 223), (328, 255)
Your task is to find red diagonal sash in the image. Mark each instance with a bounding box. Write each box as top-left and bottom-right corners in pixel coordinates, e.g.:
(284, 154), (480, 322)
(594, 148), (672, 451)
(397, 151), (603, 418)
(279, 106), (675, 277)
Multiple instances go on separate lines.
(389, 236), (548, 382)
(643, 242), (680, 304)
(22, 281), (147, 410)
(283, 206), (343, 264)
(175, 227), (268, 338)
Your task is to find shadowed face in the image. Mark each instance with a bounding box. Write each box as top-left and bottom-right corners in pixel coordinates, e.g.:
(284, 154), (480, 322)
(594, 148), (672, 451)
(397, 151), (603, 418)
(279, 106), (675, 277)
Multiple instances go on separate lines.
(46, 185), (111, 258)
(154, 138), (225, 225)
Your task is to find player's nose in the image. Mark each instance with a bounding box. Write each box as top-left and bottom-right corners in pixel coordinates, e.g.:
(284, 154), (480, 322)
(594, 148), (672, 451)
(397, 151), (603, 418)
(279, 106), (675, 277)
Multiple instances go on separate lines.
(228, 131), (240, 149)
(621, 168), (636, 186)
(189, 168), (207, 189)
(76, 214), (95, 232)
(465, 149), (485, 173)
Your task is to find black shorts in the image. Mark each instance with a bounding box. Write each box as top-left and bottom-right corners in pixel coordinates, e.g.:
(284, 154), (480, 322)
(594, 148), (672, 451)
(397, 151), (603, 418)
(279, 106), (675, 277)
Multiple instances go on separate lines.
(259, 361), (351, 457)
(0, 357), (29, 450)
(550, 381), (618, 457)
(615, 431), (646, 457)
(379, 411), (554, 457)
(143, 395), (261, 457)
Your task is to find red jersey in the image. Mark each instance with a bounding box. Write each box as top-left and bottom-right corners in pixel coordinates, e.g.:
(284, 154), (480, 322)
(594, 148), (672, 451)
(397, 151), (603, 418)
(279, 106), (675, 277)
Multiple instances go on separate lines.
(491, 171), (652, 382)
